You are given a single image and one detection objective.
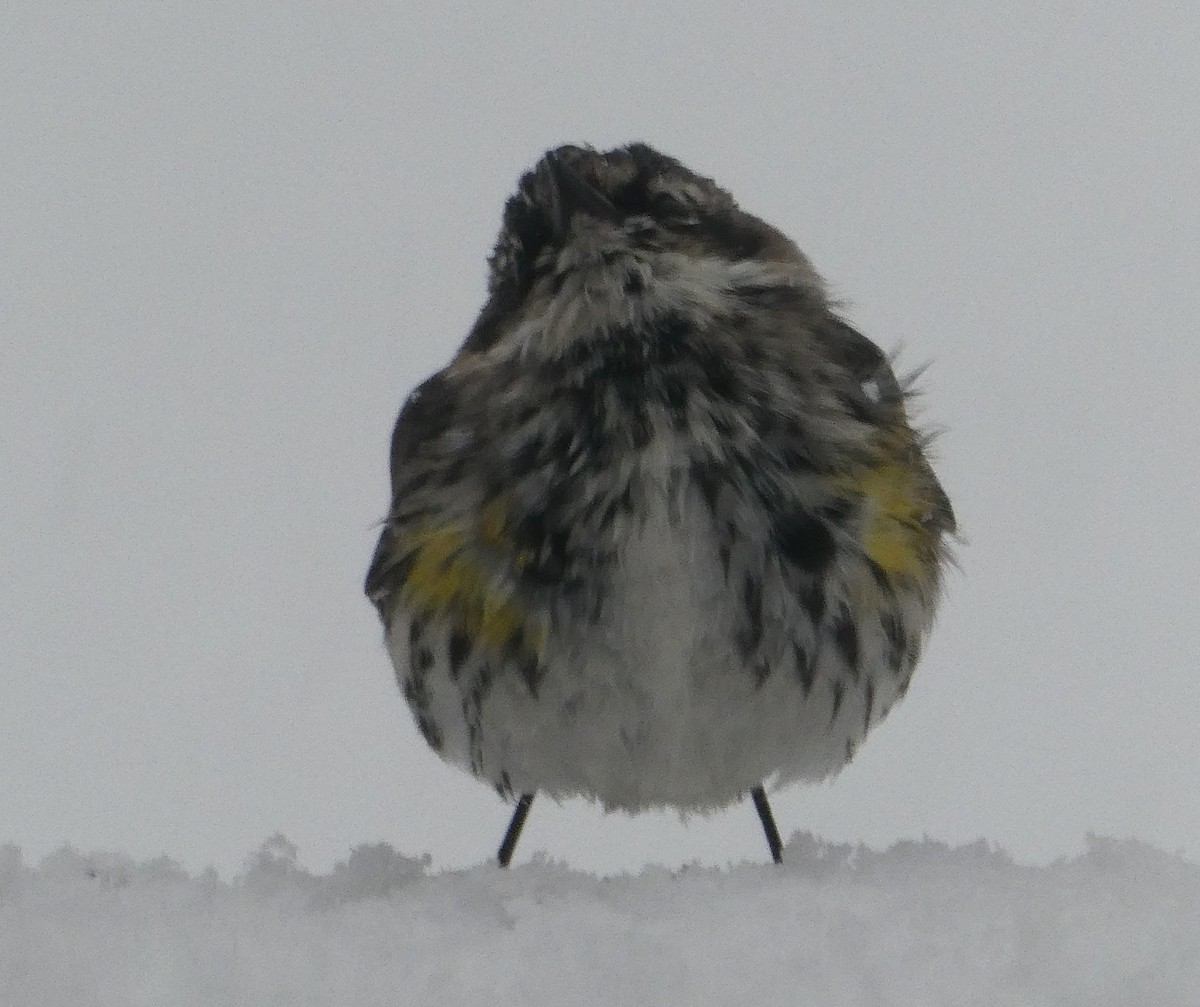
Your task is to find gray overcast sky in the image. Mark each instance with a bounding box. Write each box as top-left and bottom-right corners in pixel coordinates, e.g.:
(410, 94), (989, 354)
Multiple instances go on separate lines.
(4, 3), (1198, 877)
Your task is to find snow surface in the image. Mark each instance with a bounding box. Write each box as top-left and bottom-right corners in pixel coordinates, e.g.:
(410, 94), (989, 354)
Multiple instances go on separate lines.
(3, 833), (1197, 1006)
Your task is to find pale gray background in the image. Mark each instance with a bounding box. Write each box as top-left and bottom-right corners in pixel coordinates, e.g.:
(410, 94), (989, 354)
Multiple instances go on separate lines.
(4, 3), (1197, 877)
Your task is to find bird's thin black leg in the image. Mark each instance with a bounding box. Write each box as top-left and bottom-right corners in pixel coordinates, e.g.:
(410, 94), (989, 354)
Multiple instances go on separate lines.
(751, 785), (783, 864)
(497, 793), (535, 867)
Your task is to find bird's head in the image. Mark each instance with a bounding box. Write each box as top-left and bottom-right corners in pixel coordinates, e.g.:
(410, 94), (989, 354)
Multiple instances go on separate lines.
(461, 143), (821, 358)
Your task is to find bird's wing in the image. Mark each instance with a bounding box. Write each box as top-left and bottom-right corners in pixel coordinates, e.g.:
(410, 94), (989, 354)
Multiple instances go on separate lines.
(364, 370), (468, 613)
(363, 358), (565, 658)
(814, 315), (956, 554)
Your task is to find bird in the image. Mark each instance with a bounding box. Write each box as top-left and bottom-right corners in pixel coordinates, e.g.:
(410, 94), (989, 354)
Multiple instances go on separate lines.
(365, 142), (955, 867)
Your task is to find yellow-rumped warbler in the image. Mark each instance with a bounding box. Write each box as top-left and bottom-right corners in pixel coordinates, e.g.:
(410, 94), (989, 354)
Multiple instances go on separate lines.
(366, 143), (955, 865)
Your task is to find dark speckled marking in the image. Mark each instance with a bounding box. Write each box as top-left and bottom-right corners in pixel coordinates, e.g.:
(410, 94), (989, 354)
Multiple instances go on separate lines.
(881, 610), (906, 674)
(748, 402), (779, 439)
(465, 663), (495, 777)
(740, 575), (764, 656)
(821, 496), (856, 525)
(518, 654), (542, 696)
(661, 375), (689, 428)
(774, 512), (836, 573)
(868, 559), (892, 593)
(415, 714), (443, 751)
(448, 630), (471, 679)
(510, 437), (542, 476)
(402, 676), (443, 752)
(830, 680), (845, 723)
(696, 347), (738, 401)
(794, 643), (815, 696)
(800, 582), (826, 624)
(832, 604), (860, 680)
(690, 460), (720, 512)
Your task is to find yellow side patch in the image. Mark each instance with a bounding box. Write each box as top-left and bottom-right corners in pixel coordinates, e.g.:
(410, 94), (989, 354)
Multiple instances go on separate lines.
(854, 460), (929, 578)
(399, 521), (545, 657)
(837, 429), (939, 582)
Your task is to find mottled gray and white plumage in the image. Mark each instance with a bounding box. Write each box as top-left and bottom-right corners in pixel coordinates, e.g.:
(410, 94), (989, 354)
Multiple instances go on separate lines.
(366, 143), (954, 844)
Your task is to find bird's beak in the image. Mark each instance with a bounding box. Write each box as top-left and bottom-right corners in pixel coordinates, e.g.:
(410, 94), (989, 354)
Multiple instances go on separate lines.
(539, 151), (620, 237)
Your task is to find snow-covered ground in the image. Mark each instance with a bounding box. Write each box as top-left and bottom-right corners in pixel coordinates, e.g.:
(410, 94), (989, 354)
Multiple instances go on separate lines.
(3, 833), (1196, 1006)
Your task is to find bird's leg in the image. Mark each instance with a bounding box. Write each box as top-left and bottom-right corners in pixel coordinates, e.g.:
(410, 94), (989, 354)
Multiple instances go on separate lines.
(497, 793), (535, 867)
(750, 785), (783, 864)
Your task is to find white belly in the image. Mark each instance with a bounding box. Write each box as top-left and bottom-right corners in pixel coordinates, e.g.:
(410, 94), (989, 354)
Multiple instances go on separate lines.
(388, 465), (897, 812)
